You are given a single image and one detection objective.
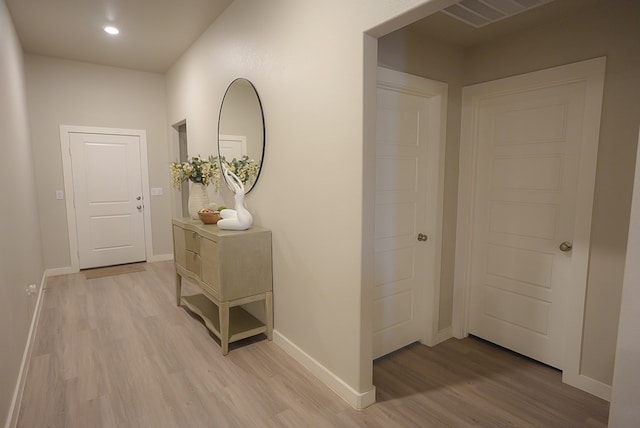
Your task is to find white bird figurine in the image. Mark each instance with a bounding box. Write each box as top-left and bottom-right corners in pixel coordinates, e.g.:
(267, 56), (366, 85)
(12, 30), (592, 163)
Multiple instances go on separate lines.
(217, 163), (253, 231)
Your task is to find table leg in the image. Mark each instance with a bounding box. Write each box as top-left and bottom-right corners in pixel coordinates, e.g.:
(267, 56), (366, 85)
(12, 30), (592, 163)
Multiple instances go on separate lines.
(265, 291), (273, 341)
(220, 302), (230, 355)
(175, 272), (182, 306)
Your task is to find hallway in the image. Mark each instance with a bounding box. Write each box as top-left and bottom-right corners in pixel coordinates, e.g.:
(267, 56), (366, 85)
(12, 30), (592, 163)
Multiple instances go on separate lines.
(17, 261), (608, 427)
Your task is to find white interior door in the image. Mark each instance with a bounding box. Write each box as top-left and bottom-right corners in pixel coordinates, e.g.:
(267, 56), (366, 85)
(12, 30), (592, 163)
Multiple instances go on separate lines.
(373, 68), (446, 359)
(219, 134), (247, 160)
(465, 74), (598, 369)
(70, 132), (146, 269)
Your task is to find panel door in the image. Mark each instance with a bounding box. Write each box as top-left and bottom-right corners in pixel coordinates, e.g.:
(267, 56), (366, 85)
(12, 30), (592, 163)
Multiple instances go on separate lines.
(467, 82), (587, 369)
(70, 132), (146, 269)
(373, 74), (444, 359)
(219, 134), (247, 160)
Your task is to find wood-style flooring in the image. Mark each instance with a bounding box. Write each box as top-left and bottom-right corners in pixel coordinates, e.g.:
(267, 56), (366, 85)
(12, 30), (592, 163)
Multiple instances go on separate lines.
(17, 261), (609, 427)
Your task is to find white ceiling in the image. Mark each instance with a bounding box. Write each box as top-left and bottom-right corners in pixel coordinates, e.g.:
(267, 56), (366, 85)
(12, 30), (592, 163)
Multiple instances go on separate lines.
(6, 0), (596, 73)
(6, 0), (233, 73)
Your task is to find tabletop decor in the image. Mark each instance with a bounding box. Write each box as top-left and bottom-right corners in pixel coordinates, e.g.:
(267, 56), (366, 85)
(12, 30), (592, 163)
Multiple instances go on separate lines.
(170, 156), (215, 219)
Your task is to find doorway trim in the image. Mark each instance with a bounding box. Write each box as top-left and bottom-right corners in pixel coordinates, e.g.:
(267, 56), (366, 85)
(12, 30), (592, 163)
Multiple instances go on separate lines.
(171, 120), (188, 218)
(452, 57), (609, 399)
(60, 125), (153, 273)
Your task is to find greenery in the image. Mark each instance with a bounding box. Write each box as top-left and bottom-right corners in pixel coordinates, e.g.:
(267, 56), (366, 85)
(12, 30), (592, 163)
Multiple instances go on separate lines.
(209, 155), (260, 192)
(169, 156), (215, 188)
(170, 155), (260, 192)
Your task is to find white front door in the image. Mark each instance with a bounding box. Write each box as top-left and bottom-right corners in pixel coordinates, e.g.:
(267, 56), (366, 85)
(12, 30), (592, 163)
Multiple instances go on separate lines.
(461, 61), (605, 369)
(70, 132), (147, 269)
(373, 68), (447, 359)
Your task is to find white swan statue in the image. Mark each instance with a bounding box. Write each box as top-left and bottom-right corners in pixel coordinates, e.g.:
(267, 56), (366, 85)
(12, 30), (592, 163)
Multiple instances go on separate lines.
(217, 163), (253, 231)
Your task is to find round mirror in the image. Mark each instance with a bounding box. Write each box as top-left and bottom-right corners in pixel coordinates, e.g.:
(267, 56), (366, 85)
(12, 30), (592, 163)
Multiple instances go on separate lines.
(217, 78), (265, 194)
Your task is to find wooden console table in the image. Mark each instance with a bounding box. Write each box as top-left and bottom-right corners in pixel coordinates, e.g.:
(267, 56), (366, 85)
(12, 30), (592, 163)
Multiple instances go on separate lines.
(172, 218), (273, 355)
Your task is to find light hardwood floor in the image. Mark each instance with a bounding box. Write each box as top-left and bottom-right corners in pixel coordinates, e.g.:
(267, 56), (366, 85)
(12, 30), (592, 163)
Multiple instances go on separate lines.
(17, 261), (609, 427)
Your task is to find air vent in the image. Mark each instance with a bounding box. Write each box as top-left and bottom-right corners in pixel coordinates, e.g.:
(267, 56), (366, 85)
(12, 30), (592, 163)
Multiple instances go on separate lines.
(442, 0), (554, 28)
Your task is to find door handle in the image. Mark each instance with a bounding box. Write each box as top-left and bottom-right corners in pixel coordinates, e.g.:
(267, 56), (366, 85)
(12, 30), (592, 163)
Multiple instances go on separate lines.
(559, 241), (573, 252)
(137, 205), (142, 210)
(417, 233), (428, 242)
(136, 196), (142, 200)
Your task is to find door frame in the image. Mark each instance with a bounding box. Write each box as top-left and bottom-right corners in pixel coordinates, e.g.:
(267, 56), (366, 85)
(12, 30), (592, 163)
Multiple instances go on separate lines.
(453, 57), (608, 399)
(60, 125), (153, 272)
(376, 66), (448, 348)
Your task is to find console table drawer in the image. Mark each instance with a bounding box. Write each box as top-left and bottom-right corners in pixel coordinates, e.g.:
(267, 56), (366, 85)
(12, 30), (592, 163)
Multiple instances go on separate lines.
(185, 250), (200, 276)
(185, 230), (201, 253)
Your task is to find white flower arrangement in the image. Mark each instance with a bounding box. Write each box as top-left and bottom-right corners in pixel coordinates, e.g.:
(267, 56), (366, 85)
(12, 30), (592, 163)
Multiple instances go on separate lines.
(170, 155), (260, 192)
(169, 156), (214, 188)
(209, 155), (260, 192)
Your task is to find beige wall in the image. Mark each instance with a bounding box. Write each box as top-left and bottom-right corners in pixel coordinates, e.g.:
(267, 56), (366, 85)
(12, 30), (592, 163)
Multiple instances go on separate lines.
(378, 0), (640, 385)
(166, 0), (451, 398)
(24, 55), (173, 269)
(0, 0), (45, 423)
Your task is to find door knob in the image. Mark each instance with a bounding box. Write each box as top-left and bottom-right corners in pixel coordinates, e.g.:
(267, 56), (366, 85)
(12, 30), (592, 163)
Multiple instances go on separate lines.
(417, 233), (428, 242)
(137, 205), (142, 210)
(559, 241), (573, 252)
(136, 196), (142, 200)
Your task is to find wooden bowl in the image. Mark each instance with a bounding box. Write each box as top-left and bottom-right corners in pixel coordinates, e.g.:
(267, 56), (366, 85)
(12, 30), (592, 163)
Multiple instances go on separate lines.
(198, 211), (221, 224)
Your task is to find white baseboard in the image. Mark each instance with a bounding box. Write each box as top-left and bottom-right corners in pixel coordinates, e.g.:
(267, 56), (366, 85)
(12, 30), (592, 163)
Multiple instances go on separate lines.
(44, 254), (174, 277)
(273, 330), (376, 410)
(563, 371), (612, 402)
(147, 253), (174, 263)
(5, 272), (47, 428)
(45, 266), (77, 276)
(433, 326), (453, 346)
(423, 326), (453, 347)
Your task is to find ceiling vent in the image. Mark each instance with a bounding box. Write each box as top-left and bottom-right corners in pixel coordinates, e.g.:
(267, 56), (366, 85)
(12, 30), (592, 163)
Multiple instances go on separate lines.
(442, 0), (554, 28)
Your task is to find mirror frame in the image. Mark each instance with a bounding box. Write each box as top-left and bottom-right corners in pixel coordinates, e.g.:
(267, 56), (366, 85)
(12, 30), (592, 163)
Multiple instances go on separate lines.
(217, 78), (266, 195)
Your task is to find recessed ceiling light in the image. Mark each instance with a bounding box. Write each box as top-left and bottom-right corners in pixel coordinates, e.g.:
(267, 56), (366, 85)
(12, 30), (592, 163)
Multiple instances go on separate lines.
(104, 26), (120, 35)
